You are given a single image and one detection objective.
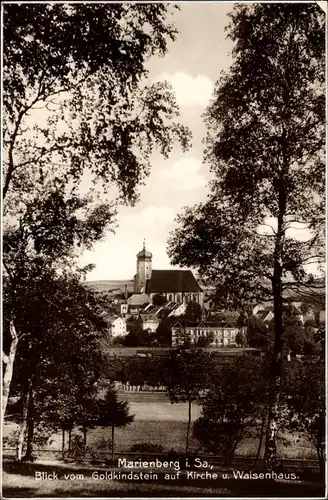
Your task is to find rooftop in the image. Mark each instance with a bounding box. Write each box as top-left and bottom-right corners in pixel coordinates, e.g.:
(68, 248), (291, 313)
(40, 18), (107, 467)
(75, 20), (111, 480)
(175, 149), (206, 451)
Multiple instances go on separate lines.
(146, 270), (202, 294)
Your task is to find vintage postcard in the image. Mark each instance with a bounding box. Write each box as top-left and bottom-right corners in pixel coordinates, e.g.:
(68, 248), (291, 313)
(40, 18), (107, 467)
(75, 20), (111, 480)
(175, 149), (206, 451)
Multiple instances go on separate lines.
(2, 1), (326, 498)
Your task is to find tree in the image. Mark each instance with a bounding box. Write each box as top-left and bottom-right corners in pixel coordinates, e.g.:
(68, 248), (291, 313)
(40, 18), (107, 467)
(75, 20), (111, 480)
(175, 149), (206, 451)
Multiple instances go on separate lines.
(98, 387), (134, 461)
(247, 315), (270, 349)
(184, 301), (202, 324)
(168, 3), (325, 469)
(284, 358), (325, 475)
(3, 267), (107, 460)
(193, 355), (267, 465)
(125, 357), (163, 389)
(3, 4), (191, 203)
(196, 331), (214, 347)
(123, 320), (153, 347)
(235, 331), (244, 347)
(161, 348), (215, 455)
(155, 319), (172, 346)
(152, 294), (167, 307)
(3, 3), (191, 416)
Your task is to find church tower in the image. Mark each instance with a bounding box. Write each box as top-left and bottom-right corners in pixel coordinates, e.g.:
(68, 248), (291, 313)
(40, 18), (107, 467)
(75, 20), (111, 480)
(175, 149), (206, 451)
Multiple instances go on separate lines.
(135, 240), (152, 293)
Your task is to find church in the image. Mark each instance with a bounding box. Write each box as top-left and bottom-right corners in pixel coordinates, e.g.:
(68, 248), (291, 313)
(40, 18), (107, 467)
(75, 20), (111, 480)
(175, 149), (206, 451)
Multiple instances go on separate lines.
(133, 241), (203, 305)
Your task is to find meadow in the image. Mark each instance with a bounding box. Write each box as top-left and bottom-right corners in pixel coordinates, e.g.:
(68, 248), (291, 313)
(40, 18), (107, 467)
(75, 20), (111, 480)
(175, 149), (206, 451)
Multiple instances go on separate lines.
(3, 394), (316, 460)
(3, 394), (320, 498)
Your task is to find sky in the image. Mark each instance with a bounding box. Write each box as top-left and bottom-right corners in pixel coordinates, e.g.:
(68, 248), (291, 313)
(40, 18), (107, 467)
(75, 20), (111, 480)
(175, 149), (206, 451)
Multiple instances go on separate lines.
(80, 3), (235, 281)
(79, 2), (325, 282)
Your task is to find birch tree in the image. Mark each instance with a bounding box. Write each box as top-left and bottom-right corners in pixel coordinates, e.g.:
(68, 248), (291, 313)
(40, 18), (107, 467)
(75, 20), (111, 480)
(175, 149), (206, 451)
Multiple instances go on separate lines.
(168, 3), (325, 469)
(3, 3), (191, 416)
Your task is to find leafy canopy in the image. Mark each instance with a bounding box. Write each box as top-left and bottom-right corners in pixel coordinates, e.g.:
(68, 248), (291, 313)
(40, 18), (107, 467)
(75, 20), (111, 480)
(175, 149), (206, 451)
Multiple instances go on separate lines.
(168, 3), (325, 310)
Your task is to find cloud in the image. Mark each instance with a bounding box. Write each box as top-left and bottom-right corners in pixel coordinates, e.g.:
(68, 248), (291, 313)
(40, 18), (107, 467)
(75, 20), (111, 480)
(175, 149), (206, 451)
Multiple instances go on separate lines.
(156, 71), (213, 107)
(79, 205), (176, 279)
(161, 157), (207, 191)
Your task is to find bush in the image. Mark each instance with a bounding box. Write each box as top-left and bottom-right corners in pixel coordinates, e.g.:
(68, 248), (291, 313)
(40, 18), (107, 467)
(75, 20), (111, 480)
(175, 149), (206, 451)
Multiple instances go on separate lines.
(70, 435), (85, 459)
(130, 442), (164, 453)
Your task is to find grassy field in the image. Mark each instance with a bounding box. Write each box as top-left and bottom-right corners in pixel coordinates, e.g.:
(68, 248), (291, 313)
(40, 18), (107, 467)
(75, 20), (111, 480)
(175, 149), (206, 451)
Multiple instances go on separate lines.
(4, 420), (316, 460)
(3, 397), (316, 459)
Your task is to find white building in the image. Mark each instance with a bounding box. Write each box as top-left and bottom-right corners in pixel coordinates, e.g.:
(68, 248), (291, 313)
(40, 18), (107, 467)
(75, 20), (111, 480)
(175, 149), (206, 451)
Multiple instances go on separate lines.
(172, 321), (241, 347)
(108, 316), (127, 337)
(139, 313), (159, 333)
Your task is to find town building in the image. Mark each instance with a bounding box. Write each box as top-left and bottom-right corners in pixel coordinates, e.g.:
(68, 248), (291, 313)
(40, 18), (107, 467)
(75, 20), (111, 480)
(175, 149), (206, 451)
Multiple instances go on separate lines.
(127, 293), (150, 316)
(107, 316), (127, 337)
(139, 313), (159, 333)
(171, 321), (241, 347)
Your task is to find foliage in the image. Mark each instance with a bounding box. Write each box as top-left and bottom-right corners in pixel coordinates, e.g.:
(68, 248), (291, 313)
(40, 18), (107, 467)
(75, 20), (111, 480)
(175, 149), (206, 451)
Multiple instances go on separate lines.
(103, 356), (164, 387)
(162, 348), (215, 404)
(123, 320), (154, 347)
(195, 331), (214, 347)
(235, 331), (244, 347)
(194, 355), (268, 465)
(98, 386), (134, 459)
(162, 347), (216, 454)
(3, 3), (191, 420)
(3, 266), (107, 459)
(284, 358), (325, 474)
(152, 294), (167, 307)
(155, 320), (172, 346)
(247, 315), (270, 349)
(167, 3), (325, 465)
(184, 302), (202, 324)
(3, 3), (191, 204)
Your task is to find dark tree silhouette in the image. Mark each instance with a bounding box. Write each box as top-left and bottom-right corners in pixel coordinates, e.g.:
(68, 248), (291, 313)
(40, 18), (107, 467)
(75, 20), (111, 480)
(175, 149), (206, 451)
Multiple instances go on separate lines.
(168, 3), (325, 469)
(98, 387), (134, 461)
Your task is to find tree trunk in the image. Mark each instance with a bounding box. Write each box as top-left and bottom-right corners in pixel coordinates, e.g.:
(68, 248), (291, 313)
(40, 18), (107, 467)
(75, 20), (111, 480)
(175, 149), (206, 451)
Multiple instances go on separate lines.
(185, 399), (192, 456)
(16, 375), (34, 461)
(23, 418), (35, 461)
(316, 445), (324, 477)
(316, 416), (325, 478)
(111, 426), (115, 462)
(68, 427), (72, 455)
(23, 387), (35, 462)
(2, 320), (19, 417)
(255, 412), (266, 465)
(265, 189), (285, 471)
(61, 427), (65, 460)
(83, 427), (87, 457)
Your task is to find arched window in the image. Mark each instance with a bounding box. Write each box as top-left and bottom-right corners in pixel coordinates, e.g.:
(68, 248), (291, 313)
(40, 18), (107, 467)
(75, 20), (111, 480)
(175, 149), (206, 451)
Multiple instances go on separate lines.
(176, 294), (181, 303)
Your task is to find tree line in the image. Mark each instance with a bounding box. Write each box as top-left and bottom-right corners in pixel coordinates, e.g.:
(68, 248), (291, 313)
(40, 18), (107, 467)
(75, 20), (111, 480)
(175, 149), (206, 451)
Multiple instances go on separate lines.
(6, 346), (324, 474)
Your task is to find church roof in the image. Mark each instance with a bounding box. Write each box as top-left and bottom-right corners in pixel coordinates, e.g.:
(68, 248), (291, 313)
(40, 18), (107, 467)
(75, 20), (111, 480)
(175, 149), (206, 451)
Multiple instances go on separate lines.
(145, 270), (202, 294)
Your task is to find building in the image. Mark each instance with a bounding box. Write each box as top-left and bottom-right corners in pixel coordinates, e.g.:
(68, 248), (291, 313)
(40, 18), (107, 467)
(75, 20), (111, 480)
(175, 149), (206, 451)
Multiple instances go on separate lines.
(127, 293), (150, 316)
(107, 316), (127, 337)
(134, 241), (203, 304)
(120, 303), (128, 317)
(172, 321), (241, 347)
(139, 313), (159, 333)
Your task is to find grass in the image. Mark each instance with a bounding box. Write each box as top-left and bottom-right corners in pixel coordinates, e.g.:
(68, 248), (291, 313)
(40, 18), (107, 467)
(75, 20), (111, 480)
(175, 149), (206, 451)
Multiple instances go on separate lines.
(4, 420), (316, 460)
(3, 397), (316, 460)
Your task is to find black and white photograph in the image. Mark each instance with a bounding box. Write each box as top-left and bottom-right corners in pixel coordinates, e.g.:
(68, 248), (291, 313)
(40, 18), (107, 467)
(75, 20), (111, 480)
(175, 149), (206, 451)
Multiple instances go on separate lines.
(2, 1), (326, 498)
